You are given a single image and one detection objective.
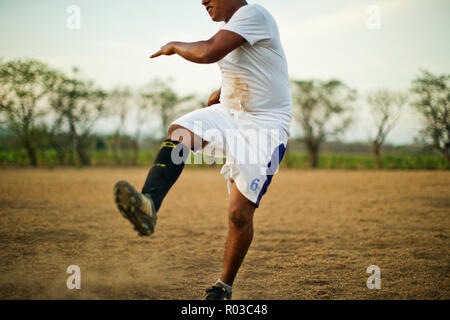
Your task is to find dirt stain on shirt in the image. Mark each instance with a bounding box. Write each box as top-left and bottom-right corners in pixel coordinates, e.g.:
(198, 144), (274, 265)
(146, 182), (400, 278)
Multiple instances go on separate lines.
(225, 76), (250, 112)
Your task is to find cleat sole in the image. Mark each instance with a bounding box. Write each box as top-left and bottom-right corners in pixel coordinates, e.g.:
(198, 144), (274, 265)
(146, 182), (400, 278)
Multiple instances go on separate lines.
(113, 181), (157, 237)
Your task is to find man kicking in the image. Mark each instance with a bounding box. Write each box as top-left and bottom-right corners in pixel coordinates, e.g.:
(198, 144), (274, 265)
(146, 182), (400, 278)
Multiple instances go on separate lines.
(114, 0), (292, 300)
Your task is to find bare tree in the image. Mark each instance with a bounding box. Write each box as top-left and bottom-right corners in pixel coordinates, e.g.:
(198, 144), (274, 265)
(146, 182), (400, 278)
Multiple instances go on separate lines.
(0, 58), (58, 166)
(129, 91), (153, 165)
(48, 116), (72, 165)
(367, 89), (407, 169)
(140, 79), (194, 139)
(107, 87), (132, 165)
(50, 68), (107, 166)
(292, 79), (356, 168)
(411, 70), (449, 166)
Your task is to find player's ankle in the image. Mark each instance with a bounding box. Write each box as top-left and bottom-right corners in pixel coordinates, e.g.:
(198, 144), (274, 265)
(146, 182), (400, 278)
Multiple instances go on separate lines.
(216, 279), (233, 294)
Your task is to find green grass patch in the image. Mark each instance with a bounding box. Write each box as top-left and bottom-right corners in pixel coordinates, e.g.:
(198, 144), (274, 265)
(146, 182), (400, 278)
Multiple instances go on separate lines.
(0, 149), (447, 170)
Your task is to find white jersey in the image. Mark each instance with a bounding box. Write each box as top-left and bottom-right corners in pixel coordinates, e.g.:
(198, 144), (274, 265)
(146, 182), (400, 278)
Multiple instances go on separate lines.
(218, 3), (292, 133)
(172, 4), (292, 207)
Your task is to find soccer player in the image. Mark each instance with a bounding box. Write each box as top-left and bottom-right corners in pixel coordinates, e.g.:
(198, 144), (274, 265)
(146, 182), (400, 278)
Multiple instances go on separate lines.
(114, 0), (292, 300)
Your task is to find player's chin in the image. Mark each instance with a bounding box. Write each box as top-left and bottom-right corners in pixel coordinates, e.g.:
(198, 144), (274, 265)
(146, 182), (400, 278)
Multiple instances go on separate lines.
(209, 13), (220, 22)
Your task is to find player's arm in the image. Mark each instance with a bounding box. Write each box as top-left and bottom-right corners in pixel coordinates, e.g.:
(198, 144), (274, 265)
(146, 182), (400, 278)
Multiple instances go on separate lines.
(150, 30), (246, 64)
(207, 88), (221, 107)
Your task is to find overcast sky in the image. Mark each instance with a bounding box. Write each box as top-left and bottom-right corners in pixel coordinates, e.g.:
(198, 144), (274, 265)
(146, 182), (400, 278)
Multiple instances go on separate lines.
(1, 0), (449, 143)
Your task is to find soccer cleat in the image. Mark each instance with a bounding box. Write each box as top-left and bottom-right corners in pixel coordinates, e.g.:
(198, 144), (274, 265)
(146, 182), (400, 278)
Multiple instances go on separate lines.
(203, 283), (232, 300)
(113, 180), (157, 237)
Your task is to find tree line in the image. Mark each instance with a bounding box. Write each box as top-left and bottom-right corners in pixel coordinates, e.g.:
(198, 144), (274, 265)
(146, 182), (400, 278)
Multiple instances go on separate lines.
(290, 72), (448, 168)
(0, 58), (194, 166)
(0, 58), (448, 168)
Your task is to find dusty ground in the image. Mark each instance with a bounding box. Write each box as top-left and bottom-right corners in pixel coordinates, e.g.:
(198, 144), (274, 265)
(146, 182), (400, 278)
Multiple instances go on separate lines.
(0, 168), (448, 300)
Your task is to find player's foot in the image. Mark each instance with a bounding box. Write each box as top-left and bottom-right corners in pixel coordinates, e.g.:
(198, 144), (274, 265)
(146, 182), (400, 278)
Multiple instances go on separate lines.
(203, 283), (232, 300)
(113, 180), (157, 237)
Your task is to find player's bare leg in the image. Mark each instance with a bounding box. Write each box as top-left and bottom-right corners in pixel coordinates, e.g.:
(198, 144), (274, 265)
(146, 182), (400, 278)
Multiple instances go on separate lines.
(204, 180), (256, 300)
(221, 180), (256, 286)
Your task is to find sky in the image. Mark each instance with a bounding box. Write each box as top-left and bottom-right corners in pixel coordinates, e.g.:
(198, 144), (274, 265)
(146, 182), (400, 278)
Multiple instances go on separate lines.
(1, 0), (449, 144)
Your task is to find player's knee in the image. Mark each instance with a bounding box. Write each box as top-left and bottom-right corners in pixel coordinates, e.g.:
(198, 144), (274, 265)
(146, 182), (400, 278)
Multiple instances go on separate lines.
(228, 206), (253, 229)
(168, 124), (184, 141)
(168, 125), (191, 145)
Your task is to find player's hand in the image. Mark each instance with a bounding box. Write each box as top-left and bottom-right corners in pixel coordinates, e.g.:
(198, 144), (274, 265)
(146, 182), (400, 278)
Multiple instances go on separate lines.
(150, 42), (177, 59)
(206, 88), (221, 107)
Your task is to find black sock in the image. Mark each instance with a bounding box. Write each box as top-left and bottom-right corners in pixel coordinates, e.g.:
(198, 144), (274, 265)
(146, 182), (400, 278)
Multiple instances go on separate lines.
(142, 139), (189, 212)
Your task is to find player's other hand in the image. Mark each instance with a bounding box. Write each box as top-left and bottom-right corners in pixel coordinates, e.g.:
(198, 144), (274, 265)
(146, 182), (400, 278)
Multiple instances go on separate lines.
(206, 88), (221, 107)
(150, 42), (177, 59)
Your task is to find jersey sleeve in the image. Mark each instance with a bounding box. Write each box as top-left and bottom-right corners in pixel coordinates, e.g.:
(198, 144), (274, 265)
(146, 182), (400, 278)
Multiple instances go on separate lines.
(220, 5), (270, 46)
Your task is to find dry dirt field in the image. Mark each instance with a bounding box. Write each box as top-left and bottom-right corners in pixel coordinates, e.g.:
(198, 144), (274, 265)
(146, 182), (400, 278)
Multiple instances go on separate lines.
(0, 168), (449, 300)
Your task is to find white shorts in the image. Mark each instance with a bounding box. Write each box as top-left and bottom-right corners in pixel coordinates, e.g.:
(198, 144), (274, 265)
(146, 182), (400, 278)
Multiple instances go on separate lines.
(171, 103), (290, 207)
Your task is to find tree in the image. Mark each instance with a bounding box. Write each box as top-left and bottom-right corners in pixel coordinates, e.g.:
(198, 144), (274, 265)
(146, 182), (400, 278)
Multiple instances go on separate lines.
(140, 79), (194, 139)
(292, 79), (356, 168)
(46, 117), (69, 165)
(410, 70), (450, 166)
(367, 89), (407, 169)
(107, 87), (132, 165)
(128, 91), (155, 165)
(0, 58), (59, 166)
(50, 68), (107, 166)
